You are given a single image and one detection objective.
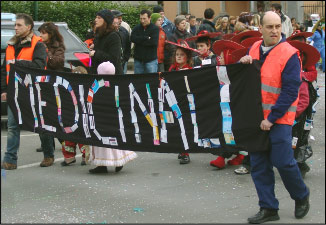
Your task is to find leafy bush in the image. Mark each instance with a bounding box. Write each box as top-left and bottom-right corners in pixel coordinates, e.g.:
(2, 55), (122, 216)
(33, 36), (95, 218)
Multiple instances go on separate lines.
(1, 1), (154, 41)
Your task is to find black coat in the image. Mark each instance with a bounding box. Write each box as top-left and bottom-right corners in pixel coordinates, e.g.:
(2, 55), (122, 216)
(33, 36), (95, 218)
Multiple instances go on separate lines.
(91, 31), (123, 75)
(131, 23), (159, 63)
(198, 20), (217, 33)
(118, 26), (131, 65)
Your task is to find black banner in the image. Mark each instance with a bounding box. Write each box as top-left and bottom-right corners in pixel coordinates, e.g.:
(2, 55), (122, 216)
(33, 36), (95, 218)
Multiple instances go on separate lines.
(7, 62), (269, 154)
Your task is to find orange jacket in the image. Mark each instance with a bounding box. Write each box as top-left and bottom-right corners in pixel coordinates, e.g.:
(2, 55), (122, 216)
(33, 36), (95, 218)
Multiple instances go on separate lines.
(6, 35), (42, 84)
(249, 40), (301, 125)
(157, 27), (166, 63)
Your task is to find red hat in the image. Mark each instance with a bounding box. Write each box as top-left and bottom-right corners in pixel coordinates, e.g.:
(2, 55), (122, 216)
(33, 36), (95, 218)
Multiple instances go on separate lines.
(165, 39), (200, 54)
(212, 40), (245, 64)
(222, 33), (236, 40)
(241, 37), (263, 47)
(231, 30), (262, 43)
(231, 48), (249, 62)
(286, 31), (313, 42)
(288, 41), (321, 68)
(185, 30), (222, 42)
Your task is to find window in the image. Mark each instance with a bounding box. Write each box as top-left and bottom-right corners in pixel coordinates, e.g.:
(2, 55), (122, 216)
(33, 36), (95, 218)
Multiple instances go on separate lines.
(180, 1), (189, 15)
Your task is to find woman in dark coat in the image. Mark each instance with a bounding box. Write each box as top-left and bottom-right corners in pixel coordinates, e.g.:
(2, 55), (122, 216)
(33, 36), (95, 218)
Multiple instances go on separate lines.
(89, 9), (123, 75)
(37, 22), (66, 167)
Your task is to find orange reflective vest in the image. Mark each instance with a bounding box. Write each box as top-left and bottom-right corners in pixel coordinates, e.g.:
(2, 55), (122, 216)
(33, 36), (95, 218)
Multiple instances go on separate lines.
(5, 35), (42, 84)
(249, 40), (301, 125)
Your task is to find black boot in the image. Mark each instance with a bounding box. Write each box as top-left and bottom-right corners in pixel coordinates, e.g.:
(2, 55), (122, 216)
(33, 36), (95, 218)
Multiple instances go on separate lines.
(89, 166), (108, 174)
(298, 162), (310, 179)
(115, 166), (123, 172)
(248, 208), (280, 224)
(36, 147), (43, 152)
(295, 187), (310, 219)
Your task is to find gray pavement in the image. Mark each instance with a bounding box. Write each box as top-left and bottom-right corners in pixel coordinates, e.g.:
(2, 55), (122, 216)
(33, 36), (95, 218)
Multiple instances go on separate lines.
(1, 70), (325, 223)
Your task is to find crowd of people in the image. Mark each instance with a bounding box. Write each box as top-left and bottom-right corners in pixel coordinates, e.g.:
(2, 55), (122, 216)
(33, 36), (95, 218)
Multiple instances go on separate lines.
(1, 3), (325, 223)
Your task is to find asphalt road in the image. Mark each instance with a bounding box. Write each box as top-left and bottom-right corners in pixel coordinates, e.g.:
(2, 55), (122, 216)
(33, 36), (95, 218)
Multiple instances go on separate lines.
(1, 70), (325, 224)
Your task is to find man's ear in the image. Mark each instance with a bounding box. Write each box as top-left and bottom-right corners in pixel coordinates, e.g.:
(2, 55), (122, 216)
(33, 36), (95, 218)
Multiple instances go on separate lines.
(259, 25), (262, 33)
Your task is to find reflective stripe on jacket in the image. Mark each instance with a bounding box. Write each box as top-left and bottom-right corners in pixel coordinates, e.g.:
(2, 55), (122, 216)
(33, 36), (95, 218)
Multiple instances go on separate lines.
(249, 40), (301, 125)
(6, 35), (42, 84)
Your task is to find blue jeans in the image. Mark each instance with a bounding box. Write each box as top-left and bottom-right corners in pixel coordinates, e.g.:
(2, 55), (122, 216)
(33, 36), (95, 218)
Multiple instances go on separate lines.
(3, 106), (20, 165)
(134, 59), (158, 74)
(250, 124), (309, 210)
(123, 62), (128, 74)
(39, 133), (54, 158)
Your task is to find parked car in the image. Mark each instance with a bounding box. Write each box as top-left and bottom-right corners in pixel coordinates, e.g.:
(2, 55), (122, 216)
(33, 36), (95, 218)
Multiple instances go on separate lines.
(1, 13), (90, 117)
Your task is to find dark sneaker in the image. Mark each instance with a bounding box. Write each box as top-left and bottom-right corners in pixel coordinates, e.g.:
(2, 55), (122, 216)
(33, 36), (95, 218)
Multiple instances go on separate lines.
(89, 166), (108, 174)
(40, 157), (54, 167)
(295, 187), (310, 219)
(248, 208), (280, 224)
(1, 162), (17, 170)
(180, 154), (190, 164)
(60, 159), (76, 166)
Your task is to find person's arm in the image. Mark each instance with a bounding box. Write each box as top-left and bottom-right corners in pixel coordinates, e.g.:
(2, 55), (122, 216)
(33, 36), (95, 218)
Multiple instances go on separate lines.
(295, 81), (309, 118)
(141, 25), (159, 46)
(15, 42), (47, 69)
(130, 25), (148, 44)
(47, 45), (65, 70)
(93, 32), (122, 67)
(124, 31), (131, 62)
(1, 54), (8, 96)
(267, 54), (301, 123)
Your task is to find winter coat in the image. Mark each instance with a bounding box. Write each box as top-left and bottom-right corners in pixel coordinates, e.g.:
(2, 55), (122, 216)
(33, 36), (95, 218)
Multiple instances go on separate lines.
(280, 12), (293, 38)
(1, 31), (47, 93)
(91, 31), (123, 75)
(198, 20), (217, 34)
(157, 27), (166, 64)
(118, 26), (131, 65)
(131, 22), (159, 63)
(45, 40), (65, 71)
(162, 17), (175, 39)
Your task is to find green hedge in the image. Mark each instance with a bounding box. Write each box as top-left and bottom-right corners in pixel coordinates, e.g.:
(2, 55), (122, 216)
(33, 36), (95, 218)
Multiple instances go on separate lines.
(1, 1), (154, 41)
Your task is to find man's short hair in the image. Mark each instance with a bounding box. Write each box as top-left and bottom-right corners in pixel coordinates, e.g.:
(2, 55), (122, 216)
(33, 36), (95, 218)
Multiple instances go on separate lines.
(189, 15), (196, 20)
(153, 5), (164, 13)
(204, 8), (215, 19)
(140, 9), (152, 18)
(271, 3), (282, 11)
(16, 13), (34, 30)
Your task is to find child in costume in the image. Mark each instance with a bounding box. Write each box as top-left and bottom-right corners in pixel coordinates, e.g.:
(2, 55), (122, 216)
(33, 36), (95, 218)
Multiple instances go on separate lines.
(166, 39), (199, 164)
(89, 61), (138, 173)
(185, 30), (222, 67)
(209, 40), (247, 169)
(61, 66), (90, 166)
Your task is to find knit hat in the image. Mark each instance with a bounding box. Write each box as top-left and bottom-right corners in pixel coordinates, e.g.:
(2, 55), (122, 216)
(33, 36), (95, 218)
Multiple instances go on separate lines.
(151, 13), (161, 24)
(174, 15), (186, 26)
(153, 5), (164, 13)
(97, 9), (114, 25)
(97, 61), (116, 75)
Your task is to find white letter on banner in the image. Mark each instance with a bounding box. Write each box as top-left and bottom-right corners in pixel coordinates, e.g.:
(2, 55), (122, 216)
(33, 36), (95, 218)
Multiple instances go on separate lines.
(79, 85), (91, 138)
(35, 75), (56, 132)
(161, 79), (189, 150)
(24, 74), (39, 128)
(87, 79), (118, 146)
(13, 72), (23, 124)
(54, 77), (79, 133)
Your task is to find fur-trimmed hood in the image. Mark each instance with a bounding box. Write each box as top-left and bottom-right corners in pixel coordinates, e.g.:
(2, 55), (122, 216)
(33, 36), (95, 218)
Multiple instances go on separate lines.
(7, 31), (34, 46)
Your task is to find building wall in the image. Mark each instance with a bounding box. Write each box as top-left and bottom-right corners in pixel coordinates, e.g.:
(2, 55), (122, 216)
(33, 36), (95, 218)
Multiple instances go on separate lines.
(225, 1), (250, 16)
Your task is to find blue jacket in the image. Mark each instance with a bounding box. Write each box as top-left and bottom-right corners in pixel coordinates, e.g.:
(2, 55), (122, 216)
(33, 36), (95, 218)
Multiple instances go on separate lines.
(258, 34), (302, 124)
(308, 29), (325, 50)
(162, 17), (175, 39)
